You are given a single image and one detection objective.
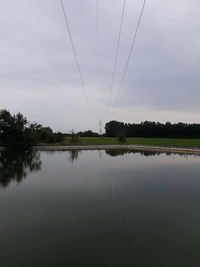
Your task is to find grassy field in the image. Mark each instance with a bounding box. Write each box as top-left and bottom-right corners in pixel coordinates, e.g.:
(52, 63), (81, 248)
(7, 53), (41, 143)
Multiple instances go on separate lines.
(63, 137), (200, 147)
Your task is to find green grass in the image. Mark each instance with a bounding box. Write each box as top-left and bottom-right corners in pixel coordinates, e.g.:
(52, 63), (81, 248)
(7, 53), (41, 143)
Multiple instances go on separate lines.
(63, 137), (200, 147)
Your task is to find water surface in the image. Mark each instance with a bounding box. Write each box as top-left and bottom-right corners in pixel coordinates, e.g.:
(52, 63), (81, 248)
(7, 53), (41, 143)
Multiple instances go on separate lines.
(1, 149), (200, 267)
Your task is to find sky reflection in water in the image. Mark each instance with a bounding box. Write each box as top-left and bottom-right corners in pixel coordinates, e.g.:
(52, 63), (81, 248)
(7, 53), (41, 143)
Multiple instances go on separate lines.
(0, 149), (200, 267)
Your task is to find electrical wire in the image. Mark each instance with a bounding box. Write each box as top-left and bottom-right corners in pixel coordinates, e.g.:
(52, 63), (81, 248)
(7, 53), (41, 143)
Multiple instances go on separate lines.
(106, 0), (127, 123)
(60, 0), (93, 117)
(108, 0), (147, 120)
(96, 0), (100, 85)
(96, 0), (103, 124)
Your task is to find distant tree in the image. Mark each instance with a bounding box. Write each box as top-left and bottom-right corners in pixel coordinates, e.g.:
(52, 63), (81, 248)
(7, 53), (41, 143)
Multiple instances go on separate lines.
(54, 132), (65, 143)
(0, 109), (35, 148)
(0, 109), (67, 148)
(37, 127), (54, 143)
(78, 130), (99, 137)
(105, 120), (125, 137)
(105, 120), (200, 139)
(118, 132), (126, 143)
(69, 130), (79, 144)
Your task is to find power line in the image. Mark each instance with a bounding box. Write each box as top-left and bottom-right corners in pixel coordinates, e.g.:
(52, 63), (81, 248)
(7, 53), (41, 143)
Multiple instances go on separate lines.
(109, 0), (147, 120)
(96, 0), (102, 118)
(106, 0), (127, 122)
(60, 0), (93, 116)
(96, 0), (100, 81)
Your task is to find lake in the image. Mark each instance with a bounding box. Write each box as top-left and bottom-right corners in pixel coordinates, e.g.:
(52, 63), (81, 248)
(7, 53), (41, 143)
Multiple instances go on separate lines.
(1, 149), (200, 267)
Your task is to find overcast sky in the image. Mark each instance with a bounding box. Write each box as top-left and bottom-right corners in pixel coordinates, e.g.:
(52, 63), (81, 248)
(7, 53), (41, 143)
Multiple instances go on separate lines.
(0, 0), (200, 132)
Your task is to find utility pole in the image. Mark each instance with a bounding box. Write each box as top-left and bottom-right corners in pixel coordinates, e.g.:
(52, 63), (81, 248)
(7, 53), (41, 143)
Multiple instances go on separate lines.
(99, 119), (102, 136)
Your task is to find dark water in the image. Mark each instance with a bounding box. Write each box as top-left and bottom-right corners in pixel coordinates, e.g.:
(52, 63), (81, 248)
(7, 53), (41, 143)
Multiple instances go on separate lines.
(1, 149), (200, 267)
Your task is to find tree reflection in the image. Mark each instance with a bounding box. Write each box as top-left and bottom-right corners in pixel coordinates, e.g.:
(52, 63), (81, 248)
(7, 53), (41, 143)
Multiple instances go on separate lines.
(105, 149), (197, 158)
(0, 150), (41, 188)
(105, 149), (161, 157)
(68, 150), (81, 163)
(105, 149), (132, 157)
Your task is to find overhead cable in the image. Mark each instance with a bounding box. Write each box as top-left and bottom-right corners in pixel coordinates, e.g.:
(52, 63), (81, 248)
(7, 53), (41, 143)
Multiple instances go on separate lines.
(109, 0), (147, 120)
(60, 0), (93, 116)
(106, 0), (127, 122)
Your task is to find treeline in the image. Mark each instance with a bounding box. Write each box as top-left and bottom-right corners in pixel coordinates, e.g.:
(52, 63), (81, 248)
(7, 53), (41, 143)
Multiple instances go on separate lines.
(105, 120), (200, 138)
(78, 130), (99, 137)
(0, 109), (66, 148)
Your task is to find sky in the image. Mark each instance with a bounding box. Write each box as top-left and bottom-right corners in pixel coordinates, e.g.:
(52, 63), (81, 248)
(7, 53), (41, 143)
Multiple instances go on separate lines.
(0, 0), (200, 133)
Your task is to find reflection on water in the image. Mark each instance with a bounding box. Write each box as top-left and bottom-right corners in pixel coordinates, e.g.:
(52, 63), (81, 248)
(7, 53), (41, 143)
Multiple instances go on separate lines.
(105, 148), (197, 159)
(105, 148), (161, 157)
(68, 150), (81, 163)
(0, 150), (41, 188)
(0, 148), (196, 188)
(0, 148), (193, 188)
(1, 149), (200, 267)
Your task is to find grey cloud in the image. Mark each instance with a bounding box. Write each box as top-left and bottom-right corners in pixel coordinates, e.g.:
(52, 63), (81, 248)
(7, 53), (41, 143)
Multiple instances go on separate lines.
(0, 0), (200, 131)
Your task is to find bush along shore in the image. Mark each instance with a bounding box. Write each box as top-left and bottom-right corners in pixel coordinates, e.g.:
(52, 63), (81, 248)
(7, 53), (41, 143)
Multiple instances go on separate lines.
(0, 109), (66, 149)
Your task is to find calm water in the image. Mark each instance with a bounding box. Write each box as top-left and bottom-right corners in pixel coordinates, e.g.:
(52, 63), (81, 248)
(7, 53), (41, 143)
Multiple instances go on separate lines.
(1, 149), (200, 267)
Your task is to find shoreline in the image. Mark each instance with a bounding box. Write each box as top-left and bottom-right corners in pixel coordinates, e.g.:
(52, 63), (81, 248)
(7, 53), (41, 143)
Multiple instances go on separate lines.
(1, 144), (200, 155)
(33, 144), (200, 155)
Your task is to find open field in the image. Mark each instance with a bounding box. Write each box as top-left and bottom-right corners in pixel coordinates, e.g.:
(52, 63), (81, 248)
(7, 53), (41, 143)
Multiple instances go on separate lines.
(63, 137), (200, 147)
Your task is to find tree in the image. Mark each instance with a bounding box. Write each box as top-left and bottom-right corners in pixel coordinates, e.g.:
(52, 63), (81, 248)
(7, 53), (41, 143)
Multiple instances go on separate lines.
(118, 132), (126, 143)
(0, 109), (66, 148)
(105, 120), (125, 137)
(69, 130), (79, 144)
(105, 120), (200, 138)
(54, 132), (65, 143)
(0, 109), (35, 148)
(37, 127), (54, 143)
(78, 130), (99, 137)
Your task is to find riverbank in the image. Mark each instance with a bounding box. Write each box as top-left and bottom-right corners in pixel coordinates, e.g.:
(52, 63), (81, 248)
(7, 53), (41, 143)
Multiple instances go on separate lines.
(65, 137), (200, 147)
(2, 137), (200, 150)
(30, 144), (200, 155)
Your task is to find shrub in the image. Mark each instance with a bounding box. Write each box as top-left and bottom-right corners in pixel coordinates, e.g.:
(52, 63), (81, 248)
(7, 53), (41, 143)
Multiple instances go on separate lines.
(69, 130), (79, 144)
(118, 132), (126, 143)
